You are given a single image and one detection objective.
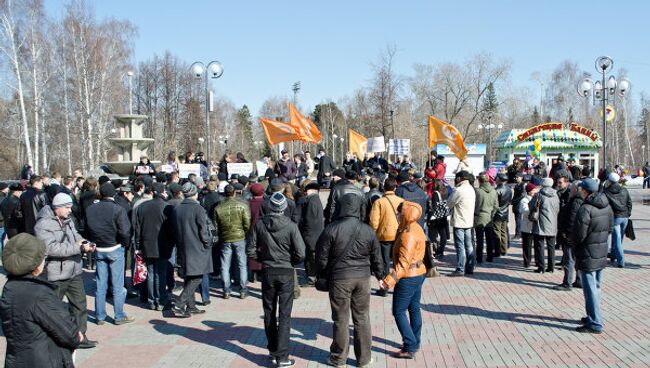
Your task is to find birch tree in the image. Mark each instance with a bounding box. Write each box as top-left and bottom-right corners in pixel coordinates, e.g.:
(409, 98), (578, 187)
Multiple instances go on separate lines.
(0, 0), (32, 169)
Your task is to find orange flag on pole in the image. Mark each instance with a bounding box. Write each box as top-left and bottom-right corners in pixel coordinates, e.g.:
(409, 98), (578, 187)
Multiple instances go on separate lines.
(260, 118), (300, 145)
(288, 103), (322, 143)
(428, 116), (468, 160)
(348, 129), (367, 160)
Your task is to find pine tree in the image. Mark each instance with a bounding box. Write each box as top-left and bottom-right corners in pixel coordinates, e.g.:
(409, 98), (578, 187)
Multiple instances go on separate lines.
(482, 82), (498, 115)
(236, 105), (254, 158)
(531, 106), (541, 125)
(567, 107), (575, 124)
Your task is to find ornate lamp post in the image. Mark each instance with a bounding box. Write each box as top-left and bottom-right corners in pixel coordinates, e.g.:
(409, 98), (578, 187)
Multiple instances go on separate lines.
(190, 60), (224, 165)
(577, 56), (630, 171)
(477, 113), (503, 165)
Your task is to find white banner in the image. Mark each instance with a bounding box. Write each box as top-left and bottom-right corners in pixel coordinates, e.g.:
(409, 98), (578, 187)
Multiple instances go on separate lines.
(255, 161), (269, 177)
(366, 136), (386, 153)
(178, 164), (201, 179)
(159, 164), (175, 173)
(227, 163), (254, 177)
(388, 139), (410, 155)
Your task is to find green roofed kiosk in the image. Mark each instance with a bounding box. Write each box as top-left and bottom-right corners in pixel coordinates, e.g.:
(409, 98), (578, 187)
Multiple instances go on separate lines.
(495, 122), (602, 174)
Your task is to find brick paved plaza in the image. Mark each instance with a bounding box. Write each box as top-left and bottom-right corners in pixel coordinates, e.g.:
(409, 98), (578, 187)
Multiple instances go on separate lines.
(2, 198), (650, 368)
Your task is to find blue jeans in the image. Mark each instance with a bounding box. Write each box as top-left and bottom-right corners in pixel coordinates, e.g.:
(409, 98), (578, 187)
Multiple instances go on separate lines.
(0, 227), (5, 253)
(454, 228), (474, 273)
(96, 247), (127, 321)
(611, 217), (628, 267)
(220, 241), (248, 294)
(581, 270), (603, 331)
(198, 274), (210, 303)
(392, 275), (425, 353)
(146, 257), (169, 307)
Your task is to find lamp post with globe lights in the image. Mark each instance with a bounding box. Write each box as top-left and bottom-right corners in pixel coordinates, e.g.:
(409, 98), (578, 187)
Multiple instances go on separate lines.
(577, 56), (630, 172)
(198, 137), (205, 153)
(190, 60), (224, 165)
(477, 113), (503, 165)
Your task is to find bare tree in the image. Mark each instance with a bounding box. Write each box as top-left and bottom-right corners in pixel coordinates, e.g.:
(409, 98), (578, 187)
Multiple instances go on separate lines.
(0, 0), (33, 169)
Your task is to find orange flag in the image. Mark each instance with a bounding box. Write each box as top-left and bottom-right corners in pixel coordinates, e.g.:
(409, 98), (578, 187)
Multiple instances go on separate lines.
(348, 129), (367, 159)
(288, 103), (322, 143)
(428, 116), (468, 160)
(260, 118), (300, 145)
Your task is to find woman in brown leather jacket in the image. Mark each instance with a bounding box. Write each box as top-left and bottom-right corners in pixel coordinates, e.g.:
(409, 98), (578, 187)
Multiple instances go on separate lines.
(379, 201), (427, 359)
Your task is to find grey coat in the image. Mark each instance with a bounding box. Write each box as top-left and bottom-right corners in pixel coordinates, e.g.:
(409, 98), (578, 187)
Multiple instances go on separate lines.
(34, 205), (85, 282)
(172, 198), (213, 277)
(529, 187), (560, 237)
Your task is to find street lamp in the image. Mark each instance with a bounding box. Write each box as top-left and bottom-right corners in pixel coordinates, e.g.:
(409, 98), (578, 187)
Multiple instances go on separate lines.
(190, 60), (224, 165)
(577, 56), (630, 171)
(477, 113), (503, 165)
(198, 137), (205, 152)
(339, 137), (344, 163)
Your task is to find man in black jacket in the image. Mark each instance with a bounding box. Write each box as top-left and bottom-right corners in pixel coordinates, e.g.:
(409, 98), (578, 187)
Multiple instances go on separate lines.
(19, 175), (49, 235)
(85, 183), (134, 326)
(555, 174), (572, 263)
(571, 178), (613, 334)
(317, 149), (337, 188)
(0, 183), (24, 239)
(603, 173), (632, 268)
(493, 174), (513, 256)
(247, 192), (305, 368)
(0, 234), (82, 367)
(316, 194), (383, 368)
(134, 182), (172, 310)
(555, 181), (584, 291)
(297, 182), (324, 286)
(324, 169), (366, 224)
(171, 182), (213, 318)
(511, 173), (526, 239)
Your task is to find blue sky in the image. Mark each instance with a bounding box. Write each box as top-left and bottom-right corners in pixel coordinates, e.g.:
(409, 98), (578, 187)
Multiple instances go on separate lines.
(47, 0), (650, 116)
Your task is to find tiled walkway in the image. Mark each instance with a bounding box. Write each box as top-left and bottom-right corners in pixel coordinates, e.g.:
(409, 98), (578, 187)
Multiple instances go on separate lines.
(2, 205), (650, 367)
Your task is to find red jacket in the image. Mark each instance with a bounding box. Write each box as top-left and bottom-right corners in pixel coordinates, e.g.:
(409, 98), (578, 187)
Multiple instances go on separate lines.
(433, 162), (446, 180)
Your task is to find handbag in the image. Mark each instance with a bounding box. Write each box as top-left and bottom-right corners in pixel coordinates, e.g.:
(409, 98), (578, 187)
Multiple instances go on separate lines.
(625, 219), (636, 240)
(133, 252), (148, 286)
(430, 191), (451, 221)
(315, 223), (361, 292)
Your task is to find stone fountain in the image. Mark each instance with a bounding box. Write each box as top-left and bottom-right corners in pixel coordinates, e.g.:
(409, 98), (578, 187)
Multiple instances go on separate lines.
(104, 114), (160, 176)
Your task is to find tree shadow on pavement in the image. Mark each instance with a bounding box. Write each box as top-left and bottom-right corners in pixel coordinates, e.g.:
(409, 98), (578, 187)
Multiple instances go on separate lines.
(422, 304), (578, 331)
(150, 319), (330, 367)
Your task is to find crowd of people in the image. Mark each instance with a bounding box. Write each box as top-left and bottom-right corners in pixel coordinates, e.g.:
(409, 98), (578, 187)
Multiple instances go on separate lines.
(0, 147), (635, 367)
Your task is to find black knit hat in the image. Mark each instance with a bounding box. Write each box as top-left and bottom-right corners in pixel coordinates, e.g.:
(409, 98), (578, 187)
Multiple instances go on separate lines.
(100, 182), (116, 198)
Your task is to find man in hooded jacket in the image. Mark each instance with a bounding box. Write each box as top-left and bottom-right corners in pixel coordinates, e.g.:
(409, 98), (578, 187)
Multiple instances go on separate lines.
(571, 178), (613, 333)
(317, 194), (383, 368)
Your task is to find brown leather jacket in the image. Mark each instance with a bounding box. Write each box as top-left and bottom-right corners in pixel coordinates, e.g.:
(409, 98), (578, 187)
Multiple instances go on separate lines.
(383, 201), (426, 288)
